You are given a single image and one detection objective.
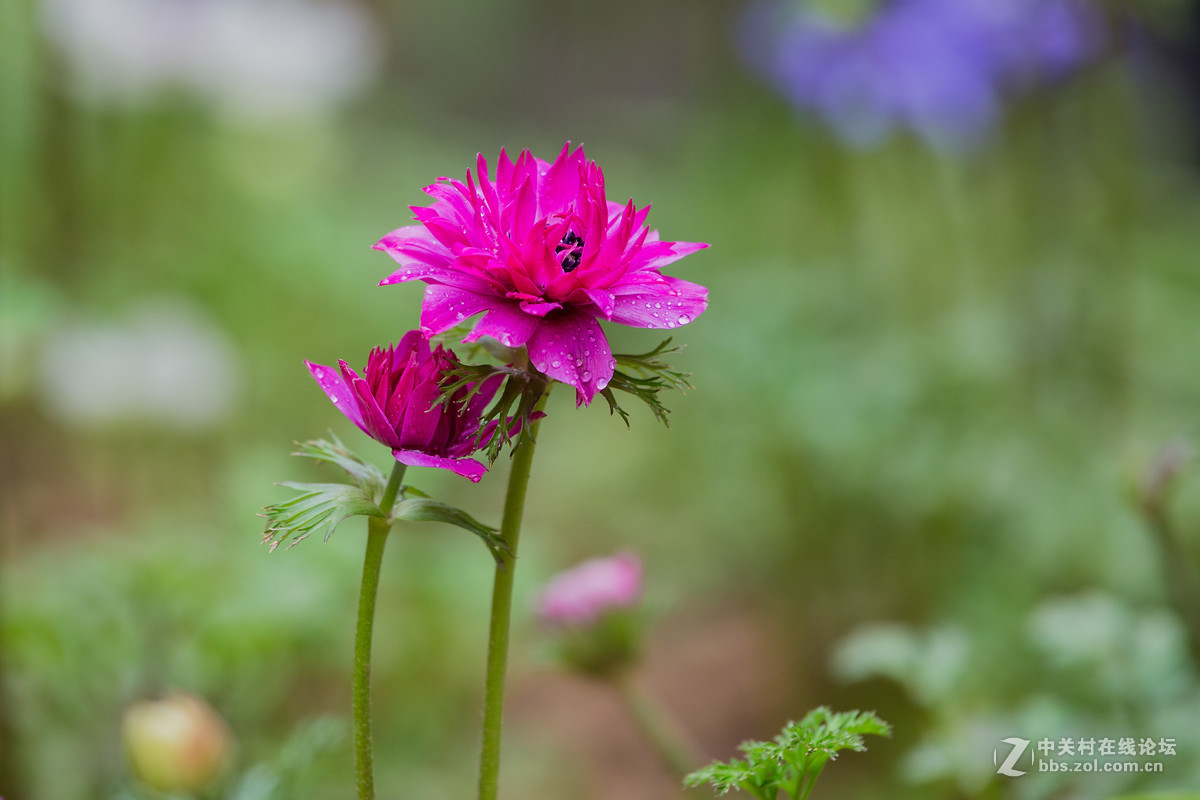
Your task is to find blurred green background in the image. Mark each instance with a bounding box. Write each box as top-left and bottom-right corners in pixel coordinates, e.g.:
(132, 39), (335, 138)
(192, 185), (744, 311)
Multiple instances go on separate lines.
(4, 1), (1200, 798)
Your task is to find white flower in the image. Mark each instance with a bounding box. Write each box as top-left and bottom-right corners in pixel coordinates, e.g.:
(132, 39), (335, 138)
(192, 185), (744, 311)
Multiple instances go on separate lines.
(41, 0), (382, 122)
(38, 297), (240, 429)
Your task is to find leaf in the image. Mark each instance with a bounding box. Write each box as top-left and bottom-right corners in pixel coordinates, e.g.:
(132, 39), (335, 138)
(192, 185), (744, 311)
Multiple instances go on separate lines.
(389, 497), (510, 564)
(606, 338), (693, 428)
(291, 435), (386, 495)
(436, 362), (548, 464)
(261, 482), (383, 552)
(684, 708), (889, 799)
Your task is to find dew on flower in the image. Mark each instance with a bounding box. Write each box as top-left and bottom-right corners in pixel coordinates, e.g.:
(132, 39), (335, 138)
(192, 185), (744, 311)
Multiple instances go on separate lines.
(372, 142), (708, 404)
(305, 331), (499, 482)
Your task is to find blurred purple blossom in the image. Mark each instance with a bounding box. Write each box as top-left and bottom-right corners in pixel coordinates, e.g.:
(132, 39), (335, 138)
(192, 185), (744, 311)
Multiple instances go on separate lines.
(738, 0), (1105, 150)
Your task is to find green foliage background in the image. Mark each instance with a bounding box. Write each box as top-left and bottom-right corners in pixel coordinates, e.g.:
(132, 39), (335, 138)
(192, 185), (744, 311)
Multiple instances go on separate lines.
(3, 1), (1200, 798)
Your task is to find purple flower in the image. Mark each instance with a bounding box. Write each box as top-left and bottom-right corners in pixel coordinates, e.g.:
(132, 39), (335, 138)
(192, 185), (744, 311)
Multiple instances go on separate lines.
(306, 330), (501, 482)
(740, 0), (1103, 151)
(374, 144), (709, 405)
(536, 552), (643, 627)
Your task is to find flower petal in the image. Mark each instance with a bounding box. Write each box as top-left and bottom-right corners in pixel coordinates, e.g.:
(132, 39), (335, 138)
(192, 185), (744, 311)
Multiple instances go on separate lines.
(462, 301), (542, 347)
(626, 240), (709, 273)
(527, 310), (614, 406)
(397, 372), (443, 452)
(419, 285), (503, 337)
(609, 277), (708, 329)
(375, 225), (500, 293)
(343, 361), (404, 449)
(306, 360), (368, 434)
(518, 300), (562, 318)
(392, 449), (487, 483)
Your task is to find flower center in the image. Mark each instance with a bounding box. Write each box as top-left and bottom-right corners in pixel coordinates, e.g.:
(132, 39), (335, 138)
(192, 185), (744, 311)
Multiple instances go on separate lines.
(555, 231), (584, 273)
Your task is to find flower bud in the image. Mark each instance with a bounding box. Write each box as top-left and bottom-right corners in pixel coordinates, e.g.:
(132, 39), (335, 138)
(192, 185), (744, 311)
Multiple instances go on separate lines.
(122, 692), (233, 794)
(307, 330), (506, 482)
(536, 552), (644, 677)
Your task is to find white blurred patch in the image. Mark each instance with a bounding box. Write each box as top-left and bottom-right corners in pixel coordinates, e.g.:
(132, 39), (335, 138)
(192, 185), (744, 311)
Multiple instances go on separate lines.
(38, 298), (240, 429)
(41, 0), (383, 122)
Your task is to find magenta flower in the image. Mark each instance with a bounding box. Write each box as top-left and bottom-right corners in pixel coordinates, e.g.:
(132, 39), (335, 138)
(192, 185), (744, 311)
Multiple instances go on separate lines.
(536, 552), (643, 627)
(306, 330), (501, 482)
(374, 143), (709, 405)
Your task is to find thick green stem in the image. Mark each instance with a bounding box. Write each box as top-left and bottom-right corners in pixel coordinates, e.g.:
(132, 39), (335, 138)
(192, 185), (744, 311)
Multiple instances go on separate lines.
(614, 672), (702, 779)
(353, 462), (406, 800)
(477, 396), (548, 800)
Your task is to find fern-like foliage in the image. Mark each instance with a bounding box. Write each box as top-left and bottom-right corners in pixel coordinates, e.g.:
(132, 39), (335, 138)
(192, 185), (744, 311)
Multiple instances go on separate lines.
(684, 708), (890, 800)
(260, 435), (506, 561)
(261, 436), (388, 551)
(435, 363), (548, 464)
(601, 337), (693, 428)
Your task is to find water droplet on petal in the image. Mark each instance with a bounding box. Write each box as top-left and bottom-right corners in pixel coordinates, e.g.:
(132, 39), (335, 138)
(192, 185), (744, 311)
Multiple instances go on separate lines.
(654, 302), (661, 309)
(551, 360), (561, 368)
(678, 315), (690, 324)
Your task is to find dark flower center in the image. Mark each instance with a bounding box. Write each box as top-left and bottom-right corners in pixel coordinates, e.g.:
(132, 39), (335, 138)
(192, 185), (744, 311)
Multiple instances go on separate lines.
(555, 231), (584, 273)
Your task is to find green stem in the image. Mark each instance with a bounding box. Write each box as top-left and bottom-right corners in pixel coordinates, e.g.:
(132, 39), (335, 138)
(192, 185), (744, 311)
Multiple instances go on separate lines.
(477, 393), (549, 800)
(614, 672), (701, 779)
(1143, 504), (1200, 667)
(353, 461), (406, 800)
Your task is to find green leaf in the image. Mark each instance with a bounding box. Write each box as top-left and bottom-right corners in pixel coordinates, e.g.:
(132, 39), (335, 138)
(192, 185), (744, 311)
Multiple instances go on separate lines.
(684, 708), (889, 799)
(291, 435), (386, 496)
(389, 498), (510, 564)
(606, 338), (694, 428)
(436, 362), (548, 464)
(261, 482), (383, 551)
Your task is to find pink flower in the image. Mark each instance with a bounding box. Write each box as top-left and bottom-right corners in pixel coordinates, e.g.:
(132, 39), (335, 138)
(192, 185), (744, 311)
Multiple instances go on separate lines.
(536, 552), (643, 627)
(374, 143), (709, 405)
(306, 330), (501, 482)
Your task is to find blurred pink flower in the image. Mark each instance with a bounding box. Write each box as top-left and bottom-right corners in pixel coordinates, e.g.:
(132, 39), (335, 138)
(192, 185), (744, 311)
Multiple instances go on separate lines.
(536, 552), (643, 627)
(374, 144), (708, 405)
(306, 330), (500, 482)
